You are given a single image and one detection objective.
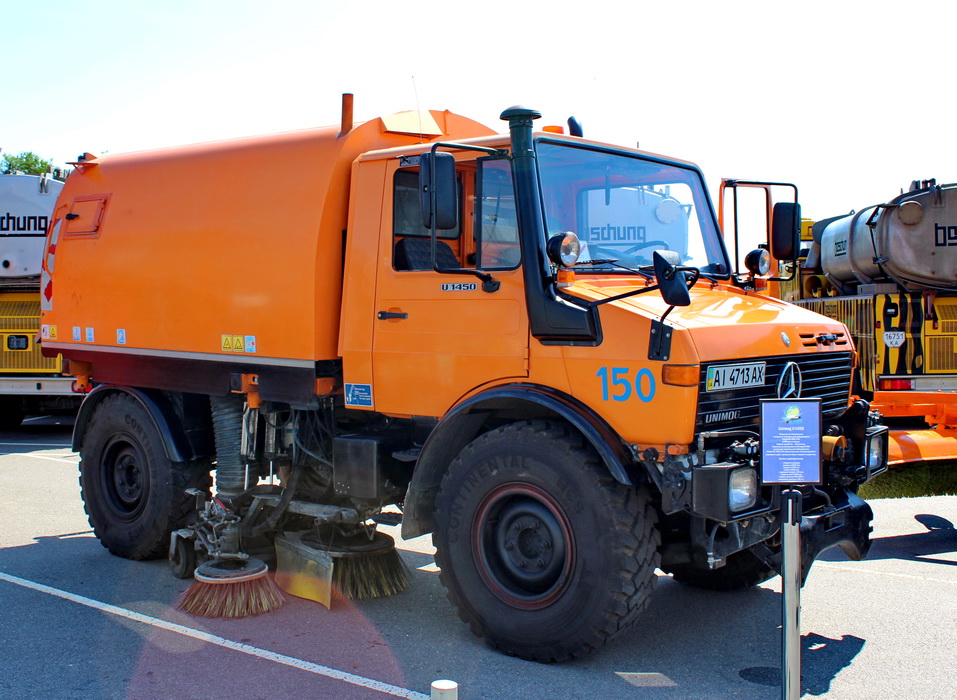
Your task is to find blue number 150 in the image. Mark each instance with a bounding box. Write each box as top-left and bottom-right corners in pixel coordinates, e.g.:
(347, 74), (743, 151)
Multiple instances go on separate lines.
(596, 367), (656, 402)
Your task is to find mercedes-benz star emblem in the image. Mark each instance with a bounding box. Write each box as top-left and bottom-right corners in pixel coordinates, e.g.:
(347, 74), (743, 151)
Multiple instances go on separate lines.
(776, 362), (802, 399)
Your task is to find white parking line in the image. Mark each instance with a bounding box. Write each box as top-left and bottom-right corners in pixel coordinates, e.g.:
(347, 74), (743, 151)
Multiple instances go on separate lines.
(0, 442), (72, 448)
(0, 571), (429, 700)
(2, 454), (78, 464)
(815, 561), (957, 585)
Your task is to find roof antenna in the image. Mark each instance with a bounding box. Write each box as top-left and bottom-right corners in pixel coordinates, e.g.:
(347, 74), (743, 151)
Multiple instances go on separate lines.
(412, 75), (424, 142)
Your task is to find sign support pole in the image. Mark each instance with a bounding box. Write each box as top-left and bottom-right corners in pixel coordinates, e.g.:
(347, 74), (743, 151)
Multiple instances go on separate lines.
(781, 488), (803, 700)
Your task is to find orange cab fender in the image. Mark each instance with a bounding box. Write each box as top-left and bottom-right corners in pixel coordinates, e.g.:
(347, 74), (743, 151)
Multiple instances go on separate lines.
(72, 385), (200, 463)
(400, 383), (639, 540)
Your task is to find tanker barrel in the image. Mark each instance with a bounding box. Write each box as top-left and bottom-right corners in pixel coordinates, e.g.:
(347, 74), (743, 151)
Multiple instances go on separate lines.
(819, 182), (957, 291)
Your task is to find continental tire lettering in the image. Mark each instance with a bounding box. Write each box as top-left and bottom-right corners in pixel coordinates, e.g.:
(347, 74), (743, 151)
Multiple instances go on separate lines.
(125, 413), (146, 439)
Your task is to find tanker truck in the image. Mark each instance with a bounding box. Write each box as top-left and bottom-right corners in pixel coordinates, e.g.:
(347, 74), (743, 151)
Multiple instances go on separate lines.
(0, 173), (79, 428)
(720, 179), (957, 465)
(40, 96), (887, 661)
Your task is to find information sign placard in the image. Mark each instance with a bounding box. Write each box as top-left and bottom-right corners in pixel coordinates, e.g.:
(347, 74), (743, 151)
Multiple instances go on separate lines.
(760, 398), (822, 485)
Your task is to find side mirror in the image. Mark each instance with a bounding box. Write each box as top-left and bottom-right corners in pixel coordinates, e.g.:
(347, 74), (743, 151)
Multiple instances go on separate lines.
(771, 201), (800, 261)
(653, 250), (691, 307)
(419, 152), (458, 230)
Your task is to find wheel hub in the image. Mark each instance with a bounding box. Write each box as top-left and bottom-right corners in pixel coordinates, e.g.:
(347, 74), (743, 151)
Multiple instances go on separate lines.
(113, 450), (143, 506)
(474, 483), (573, 608)
(101, 438), (150, 520)
(496, 503), (565, 588)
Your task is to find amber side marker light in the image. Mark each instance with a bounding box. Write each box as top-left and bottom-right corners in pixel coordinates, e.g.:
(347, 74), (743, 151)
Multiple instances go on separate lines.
(662, 364), (700, 387)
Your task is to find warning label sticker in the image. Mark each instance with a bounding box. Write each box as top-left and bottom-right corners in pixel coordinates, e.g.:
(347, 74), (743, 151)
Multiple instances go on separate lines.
(221, 334), (257, 353)
(345, 383), (373, 408)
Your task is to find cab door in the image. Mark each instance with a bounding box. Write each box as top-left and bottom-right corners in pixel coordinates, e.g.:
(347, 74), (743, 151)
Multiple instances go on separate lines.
(369, 156), (528, 417)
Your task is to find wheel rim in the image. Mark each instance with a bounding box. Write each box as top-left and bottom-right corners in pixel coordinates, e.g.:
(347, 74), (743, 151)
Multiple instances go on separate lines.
(472, 483), (574, 610)
(100, 435), (150, 521)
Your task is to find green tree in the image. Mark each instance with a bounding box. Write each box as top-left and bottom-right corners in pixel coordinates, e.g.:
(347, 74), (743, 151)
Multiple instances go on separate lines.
(1, 151), (52, 175)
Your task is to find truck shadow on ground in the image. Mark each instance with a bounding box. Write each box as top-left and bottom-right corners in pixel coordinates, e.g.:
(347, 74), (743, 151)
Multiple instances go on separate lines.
(0, 419), (75, 453)
(572, 572), (865, 699)
(819, 512), (957, 566)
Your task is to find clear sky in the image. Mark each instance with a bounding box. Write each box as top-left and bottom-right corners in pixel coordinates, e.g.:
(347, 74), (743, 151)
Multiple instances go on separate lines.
(3, 0), (954, 220)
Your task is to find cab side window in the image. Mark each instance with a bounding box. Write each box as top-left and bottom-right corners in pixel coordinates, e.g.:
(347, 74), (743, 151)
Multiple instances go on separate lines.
(392, 170), (461, 271)
(475, 159), (520, 269)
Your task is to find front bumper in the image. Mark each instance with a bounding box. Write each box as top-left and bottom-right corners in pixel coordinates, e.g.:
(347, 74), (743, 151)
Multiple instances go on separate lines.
(749, 487), (874, 584)
(793, 488), (873, 582)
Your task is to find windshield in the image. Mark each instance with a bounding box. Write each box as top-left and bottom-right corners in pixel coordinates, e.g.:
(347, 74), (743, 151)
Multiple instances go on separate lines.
(537, 141), (728, 275)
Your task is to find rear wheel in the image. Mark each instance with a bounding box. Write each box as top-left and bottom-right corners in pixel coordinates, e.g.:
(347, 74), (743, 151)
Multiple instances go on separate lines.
(79, 393), (210, 560)
(433, 420), (660, 662)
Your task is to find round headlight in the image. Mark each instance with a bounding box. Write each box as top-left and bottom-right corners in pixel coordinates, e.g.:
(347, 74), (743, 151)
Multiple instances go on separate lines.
(546, 232), (582, 268)
(744, 248), (771, 276)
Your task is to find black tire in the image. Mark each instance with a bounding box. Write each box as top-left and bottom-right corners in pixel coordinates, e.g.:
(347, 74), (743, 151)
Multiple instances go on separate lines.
(169, 535), (198, 579)
(0, 396), (25, 430)
(79, 393), (211, 560)
(433, 420), (660, 662)
(665, 549), (777, 592)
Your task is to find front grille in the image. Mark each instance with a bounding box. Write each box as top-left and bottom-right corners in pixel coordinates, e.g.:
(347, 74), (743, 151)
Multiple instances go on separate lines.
(696, 352), (853, 433)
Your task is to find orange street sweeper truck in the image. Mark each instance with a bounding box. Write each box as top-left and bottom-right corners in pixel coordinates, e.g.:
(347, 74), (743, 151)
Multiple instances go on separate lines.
(41, 96), (888, 661)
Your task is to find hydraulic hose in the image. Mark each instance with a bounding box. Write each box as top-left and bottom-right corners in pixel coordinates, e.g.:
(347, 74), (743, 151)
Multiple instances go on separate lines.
(210, 394), (245, 499)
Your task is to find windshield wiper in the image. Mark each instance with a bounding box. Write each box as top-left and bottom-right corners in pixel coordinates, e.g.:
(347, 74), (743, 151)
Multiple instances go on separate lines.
(574, 259), (654, 279)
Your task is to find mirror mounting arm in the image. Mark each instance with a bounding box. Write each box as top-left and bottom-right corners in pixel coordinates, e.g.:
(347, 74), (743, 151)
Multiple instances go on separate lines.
(419, 143), (510, 293)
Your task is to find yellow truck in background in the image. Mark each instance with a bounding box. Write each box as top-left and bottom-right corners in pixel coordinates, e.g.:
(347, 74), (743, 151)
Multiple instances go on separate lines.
(0, 173), (79, 428)
(720, 178), (957, 465)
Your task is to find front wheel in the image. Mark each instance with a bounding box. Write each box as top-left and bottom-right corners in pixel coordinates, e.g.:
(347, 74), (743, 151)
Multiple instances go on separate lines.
(79, 393), (210, 560)
(433, 420), (660, 662)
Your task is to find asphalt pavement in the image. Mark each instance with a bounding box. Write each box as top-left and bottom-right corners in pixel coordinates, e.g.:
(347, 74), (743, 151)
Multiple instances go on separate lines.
(1, 416), (955, 699)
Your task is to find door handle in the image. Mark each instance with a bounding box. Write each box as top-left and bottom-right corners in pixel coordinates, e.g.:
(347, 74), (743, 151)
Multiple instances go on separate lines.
(377, 311), (408, 320)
